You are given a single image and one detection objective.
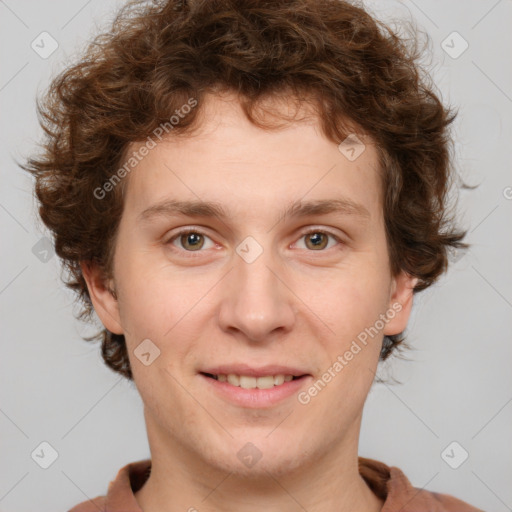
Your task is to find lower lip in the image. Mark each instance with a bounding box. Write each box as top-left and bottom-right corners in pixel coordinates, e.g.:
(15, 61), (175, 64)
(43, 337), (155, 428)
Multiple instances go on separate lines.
(200, 374), (311, 408)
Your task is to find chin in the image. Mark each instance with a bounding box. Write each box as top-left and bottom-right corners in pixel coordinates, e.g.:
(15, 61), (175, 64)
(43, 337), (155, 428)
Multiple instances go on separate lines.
(204, 435), (312, 478)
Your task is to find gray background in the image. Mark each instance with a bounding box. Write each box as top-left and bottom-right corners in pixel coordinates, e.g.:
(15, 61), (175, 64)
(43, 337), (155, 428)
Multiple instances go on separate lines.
(1, 0), (511, 510)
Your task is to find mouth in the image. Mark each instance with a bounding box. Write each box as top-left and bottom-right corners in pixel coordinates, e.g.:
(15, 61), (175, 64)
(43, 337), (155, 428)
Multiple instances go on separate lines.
(198, 364), (312, 407)
(200, 372), (307, 389)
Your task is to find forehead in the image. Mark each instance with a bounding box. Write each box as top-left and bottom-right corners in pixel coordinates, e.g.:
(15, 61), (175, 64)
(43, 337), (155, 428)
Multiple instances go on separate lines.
(121, 92), (382, 222)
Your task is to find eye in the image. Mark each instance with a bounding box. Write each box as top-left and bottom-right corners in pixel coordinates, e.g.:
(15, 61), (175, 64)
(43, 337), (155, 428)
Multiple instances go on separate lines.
(167, 229), (215, 252)
(165, 227), (343, 255)
(294, 229), (342, 251)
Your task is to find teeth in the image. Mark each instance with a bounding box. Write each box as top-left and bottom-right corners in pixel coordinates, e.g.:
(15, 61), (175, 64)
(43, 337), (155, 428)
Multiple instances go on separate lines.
(227, 374), (240, 386)
(216, 374), (297, 389)
(274, 374), (285, 385)
(239, 375), (257, 388)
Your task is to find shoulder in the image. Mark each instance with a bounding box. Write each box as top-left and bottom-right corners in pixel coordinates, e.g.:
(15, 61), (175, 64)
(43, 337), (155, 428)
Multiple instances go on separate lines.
(66, 459), (151, 512)
(358, 457), (485, 512)
(386, 465), (485, 511)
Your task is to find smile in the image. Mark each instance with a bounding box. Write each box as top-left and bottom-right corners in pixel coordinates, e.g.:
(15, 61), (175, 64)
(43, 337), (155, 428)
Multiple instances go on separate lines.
(199, 372), (311, 408)
(202, 373), (300, 389)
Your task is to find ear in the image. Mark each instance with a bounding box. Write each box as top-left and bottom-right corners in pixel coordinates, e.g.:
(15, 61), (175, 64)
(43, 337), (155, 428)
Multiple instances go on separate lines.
(383, 271), (418, 336)
(80, 261), (124, 335)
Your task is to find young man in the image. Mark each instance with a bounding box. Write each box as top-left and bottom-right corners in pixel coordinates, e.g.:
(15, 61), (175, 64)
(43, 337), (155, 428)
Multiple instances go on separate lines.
(25, 0), (483, 510)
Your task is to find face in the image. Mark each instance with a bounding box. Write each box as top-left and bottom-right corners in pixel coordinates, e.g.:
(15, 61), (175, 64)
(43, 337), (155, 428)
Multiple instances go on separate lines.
(83, 91), (415, 478)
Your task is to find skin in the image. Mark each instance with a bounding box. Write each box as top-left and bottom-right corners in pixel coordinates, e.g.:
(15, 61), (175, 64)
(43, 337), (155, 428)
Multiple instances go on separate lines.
(82, 91), (416, 512)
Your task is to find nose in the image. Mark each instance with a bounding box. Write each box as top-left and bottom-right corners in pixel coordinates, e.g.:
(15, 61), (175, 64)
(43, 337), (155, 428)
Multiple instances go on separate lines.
(217, 244), (296, 343)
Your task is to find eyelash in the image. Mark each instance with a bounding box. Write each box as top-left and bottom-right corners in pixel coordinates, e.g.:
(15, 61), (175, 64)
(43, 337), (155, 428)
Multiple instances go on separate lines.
(165, 226), (344, 256)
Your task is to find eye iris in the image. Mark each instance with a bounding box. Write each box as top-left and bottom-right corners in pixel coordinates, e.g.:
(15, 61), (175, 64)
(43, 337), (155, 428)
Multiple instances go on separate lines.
(181, 232), (204, 250)
(306, 232), (327, 250)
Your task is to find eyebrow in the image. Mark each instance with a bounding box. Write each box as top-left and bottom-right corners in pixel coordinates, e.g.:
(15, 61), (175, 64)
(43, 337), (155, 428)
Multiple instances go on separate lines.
(137, 197), (370, 224)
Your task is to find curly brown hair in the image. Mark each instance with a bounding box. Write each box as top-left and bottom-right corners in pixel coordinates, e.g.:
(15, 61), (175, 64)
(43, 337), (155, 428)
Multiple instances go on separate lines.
(23, 0), (466, 381)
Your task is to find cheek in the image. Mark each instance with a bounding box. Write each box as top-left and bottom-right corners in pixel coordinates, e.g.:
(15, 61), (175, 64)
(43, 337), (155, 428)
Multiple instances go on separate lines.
(305, 272), (391, 409)
(114, 246), (186, 331)
(297, 264), (391, 339)
(115, 256), (216, 369)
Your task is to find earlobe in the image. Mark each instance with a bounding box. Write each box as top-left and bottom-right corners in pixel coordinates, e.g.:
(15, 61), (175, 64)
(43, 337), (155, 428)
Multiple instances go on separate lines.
(383, 271), (418, 337)
(80, 261), (124, 335)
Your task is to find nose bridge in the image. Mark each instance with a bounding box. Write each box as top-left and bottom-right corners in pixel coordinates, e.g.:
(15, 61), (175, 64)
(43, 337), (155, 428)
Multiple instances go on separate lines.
(218, 237), (295, 341)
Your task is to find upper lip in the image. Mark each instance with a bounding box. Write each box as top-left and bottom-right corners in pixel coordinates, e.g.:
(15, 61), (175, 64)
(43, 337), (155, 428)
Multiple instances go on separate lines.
(200, 364), (310, 378)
